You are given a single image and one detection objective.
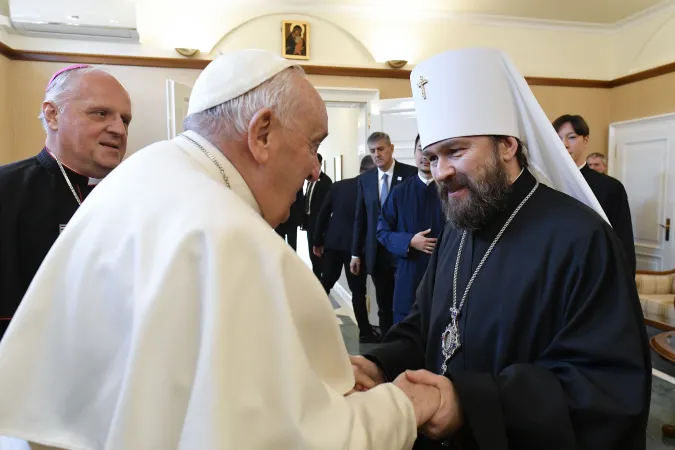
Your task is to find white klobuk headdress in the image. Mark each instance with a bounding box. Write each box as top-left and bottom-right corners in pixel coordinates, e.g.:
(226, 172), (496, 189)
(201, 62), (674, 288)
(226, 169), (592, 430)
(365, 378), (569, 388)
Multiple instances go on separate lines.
(410, 47), (608, 223)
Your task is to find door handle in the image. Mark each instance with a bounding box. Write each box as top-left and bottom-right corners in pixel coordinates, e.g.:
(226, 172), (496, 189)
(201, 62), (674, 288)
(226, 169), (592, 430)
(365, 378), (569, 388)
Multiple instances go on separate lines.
(660, 218), (671, 241)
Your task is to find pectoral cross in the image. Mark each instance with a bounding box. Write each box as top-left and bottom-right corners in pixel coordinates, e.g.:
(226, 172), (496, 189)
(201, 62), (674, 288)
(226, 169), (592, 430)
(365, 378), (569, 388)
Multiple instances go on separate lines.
(417, 76), (428, 99)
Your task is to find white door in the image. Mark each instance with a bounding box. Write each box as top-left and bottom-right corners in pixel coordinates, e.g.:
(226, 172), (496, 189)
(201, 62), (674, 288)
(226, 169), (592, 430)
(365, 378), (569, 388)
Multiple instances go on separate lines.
(166, 79), (193, 139)
(366, 97), (420, 325)
(368, 98), (419, 165)
(609, 114), (675, 271)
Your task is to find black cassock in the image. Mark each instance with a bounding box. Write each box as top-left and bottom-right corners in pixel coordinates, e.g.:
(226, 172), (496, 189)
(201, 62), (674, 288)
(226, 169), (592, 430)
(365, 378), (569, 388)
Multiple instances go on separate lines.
(580, 164), (636, 274)
(0, 149), (95, 339)
(364, 169), (651, 450)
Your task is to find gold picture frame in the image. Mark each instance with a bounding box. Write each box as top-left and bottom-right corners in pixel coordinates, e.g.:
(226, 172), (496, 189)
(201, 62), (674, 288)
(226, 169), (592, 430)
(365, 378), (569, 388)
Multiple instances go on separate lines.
(282, 20), (310, 60)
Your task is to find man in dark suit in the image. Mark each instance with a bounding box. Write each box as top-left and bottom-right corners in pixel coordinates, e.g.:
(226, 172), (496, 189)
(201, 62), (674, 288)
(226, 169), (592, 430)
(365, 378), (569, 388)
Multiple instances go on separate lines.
(275, 188), (304, 250)
(350, 132), (417, 337)
(303, 153), (332, 279)
(553, 114), (636, 274)
(313, 156), (379, 343)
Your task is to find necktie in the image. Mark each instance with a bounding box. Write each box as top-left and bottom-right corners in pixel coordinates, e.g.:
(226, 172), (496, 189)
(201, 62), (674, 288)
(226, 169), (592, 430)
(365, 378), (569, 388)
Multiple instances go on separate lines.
(380, 173), (389, 207)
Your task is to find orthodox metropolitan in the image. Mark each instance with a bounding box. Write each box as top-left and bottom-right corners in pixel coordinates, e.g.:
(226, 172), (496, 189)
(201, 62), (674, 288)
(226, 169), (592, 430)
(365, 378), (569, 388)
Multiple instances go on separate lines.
(363, 48), (650, 450)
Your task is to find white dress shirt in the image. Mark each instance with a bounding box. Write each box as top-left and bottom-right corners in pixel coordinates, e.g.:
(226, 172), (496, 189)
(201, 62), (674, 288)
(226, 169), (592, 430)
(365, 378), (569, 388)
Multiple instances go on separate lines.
(378, 160), (396, 201)
(418, 172), (433, 186)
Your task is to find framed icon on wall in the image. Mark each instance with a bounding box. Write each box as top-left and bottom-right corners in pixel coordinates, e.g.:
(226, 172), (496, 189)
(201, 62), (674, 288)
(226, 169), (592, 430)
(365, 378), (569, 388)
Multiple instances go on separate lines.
(282, 20), (310, 60)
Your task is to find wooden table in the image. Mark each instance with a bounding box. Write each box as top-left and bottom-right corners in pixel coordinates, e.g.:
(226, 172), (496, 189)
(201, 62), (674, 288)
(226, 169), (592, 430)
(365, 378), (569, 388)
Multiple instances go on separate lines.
(643, 308), (675, 332)
(651, 331), (675, 363)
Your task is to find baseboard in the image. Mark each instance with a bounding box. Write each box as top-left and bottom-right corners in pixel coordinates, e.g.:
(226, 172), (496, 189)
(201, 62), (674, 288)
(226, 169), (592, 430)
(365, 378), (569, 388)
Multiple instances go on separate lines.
(653, 368), (675, 385)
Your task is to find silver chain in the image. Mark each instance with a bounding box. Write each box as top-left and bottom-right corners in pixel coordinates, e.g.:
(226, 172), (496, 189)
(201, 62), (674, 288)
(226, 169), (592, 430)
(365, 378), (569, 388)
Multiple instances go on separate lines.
(440, 179), (539, 374)
(180, 133), (231, 188)
(54, 156), (82, 206)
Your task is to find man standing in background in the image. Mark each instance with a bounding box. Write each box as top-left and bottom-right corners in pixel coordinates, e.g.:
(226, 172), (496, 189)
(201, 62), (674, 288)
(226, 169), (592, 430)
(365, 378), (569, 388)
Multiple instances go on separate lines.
(351, 132), (417, 337)
(0, 64), (132, 339)
(303, 153), (332, 279)
(553, 114), (636, 273)
(313, 155), (380, 343)
(377, 134), (444, 324)
(586, 152), (607, 174)
(275, 187), (304, 250)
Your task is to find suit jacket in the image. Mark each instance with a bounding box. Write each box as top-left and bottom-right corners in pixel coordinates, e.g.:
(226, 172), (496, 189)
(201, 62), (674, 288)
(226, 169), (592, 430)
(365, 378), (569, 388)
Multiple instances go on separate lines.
(580, 165), (636, 273)
(352, 161), (417, 275)
(313, 177), (358, 252)
(304, 172), (332, 238)
(276, 188), (304, 234)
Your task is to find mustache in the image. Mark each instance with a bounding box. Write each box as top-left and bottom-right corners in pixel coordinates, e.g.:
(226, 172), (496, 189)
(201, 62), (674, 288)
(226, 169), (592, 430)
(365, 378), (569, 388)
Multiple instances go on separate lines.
(437, 173), (472, 195)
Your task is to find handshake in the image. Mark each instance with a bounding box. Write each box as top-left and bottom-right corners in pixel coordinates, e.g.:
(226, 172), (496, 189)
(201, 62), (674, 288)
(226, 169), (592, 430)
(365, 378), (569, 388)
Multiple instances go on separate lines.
(349, 355), (463, 440)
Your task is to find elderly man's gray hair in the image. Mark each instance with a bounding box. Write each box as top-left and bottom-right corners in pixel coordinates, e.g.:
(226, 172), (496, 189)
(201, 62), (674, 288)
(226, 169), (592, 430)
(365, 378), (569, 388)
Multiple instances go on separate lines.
(183, 66), (306, 140)
(587, 152), (607, 165)
(38, 65), (110, 132)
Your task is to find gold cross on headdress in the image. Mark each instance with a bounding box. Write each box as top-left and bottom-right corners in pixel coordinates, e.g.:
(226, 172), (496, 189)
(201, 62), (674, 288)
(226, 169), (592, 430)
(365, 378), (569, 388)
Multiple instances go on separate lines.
(417, 76), (428, 99)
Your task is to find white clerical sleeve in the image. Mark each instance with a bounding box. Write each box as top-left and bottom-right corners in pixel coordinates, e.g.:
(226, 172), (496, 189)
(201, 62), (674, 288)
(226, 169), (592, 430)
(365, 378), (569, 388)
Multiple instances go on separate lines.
(174, 224), (417, 449)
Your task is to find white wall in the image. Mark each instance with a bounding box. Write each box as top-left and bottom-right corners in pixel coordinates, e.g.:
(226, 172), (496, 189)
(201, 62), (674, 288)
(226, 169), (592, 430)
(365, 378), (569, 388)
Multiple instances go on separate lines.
(318, 104), (363, 181)
(611, 3), (675, 78)
(0, 5), (625, 81)
(211, 9), (613, 79)
(6, 3), (675, 81)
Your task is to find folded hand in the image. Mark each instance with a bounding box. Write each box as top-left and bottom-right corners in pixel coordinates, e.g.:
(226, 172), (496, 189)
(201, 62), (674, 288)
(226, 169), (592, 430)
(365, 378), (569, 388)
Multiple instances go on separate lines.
(393, 371), (440, 426)
(349, 355), (386, 392)
(404, 369), (463, 439)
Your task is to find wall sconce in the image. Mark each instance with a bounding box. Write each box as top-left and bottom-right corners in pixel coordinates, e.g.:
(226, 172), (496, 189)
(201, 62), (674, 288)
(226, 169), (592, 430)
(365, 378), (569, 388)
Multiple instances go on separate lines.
(386, 60), (408, 69)
(175, 48), (199, 57)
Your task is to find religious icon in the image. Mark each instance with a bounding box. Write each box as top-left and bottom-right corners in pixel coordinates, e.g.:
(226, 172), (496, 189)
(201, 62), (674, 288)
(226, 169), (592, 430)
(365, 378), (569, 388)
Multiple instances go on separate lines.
(281, 21), (310, 60)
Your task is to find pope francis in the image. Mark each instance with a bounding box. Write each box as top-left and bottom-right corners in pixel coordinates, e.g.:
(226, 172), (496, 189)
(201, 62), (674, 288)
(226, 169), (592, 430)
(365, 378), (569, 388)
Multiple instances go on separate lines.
(0, 49), (440, 450)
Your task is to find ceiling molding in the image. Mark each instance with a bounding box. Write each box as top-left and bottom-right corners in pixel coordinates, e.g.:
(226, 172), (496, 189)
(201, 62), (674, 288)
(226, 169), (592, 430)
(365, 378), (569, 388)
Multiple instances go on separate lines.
(299, 2), (675, 34)
(303, 4), (615, 34)
(612, 0), (675, 30)
(0, 41), (673, 88)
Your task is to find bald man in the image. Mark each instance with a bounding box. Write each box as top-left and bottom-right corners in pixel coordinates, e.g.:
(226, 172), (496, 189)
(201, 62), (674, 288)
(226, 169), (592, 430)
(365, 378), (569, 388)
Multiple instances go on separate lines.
(0, 65), (132, 339)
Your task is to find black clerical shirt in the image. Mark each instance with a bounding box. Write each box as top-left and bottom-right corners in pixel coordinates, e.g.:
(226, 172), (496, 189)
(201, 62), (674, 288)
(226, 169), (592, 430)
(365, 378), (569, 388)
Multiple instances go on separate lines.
(364, 169), (650, 450)
(0, 149), (96, 338)
(580, 164), (636, 274)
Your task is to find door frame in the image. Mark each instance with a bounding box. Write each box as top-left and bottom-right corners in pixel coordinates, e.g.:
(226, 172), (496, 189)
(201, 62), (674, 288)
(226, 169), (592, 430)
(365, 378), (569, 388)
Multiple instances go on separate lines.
(308, 88), (380, 318)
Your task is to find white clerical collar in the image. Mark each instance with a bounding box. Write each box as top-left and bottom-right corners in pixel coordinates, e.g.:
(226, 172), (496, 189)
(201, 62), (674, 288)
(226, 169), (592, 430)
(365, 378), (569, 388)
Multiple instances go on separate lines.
(179, 130), (261, 216)
(378, 159), (395, 180)
(578, 163), (586, 170)
(46, 148), (101, 186)
(418, 172), (433, 185)
(513, 167), (525, 183)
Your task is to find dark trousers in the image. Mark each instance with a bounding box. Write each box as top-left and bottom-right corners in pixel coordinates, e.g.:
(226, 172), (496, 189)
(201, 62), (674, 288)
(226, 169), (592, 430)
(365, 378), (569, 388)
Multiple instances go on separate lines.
(372, 249), (396, 337)
(306, 228), (322, 280)
(0, 320), (8, 341)
(275, 224), (297, 250)
(321, 249), (373, 336)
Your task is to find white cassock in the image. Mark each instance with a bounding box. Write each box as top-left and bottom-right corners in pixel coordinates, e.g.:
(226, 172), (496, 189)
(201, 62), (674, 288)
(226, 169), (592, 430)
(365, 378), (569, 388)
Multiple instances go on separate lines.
(0, 131), (416, 450)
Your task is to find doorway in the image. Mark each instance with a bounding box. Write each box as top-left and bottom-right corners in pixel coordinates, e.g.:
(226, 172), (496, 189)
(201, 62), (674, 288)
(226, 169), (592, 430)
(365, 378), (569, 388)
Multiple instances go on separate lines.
(297, 88), (378, 319)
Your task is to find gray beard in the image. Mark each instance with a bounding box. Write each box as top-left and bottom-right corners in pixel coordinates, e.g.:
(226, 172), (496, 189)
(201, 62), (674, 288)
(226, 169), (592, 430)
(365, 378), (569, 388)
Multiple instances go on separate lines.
(437, 154), (512, 231)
